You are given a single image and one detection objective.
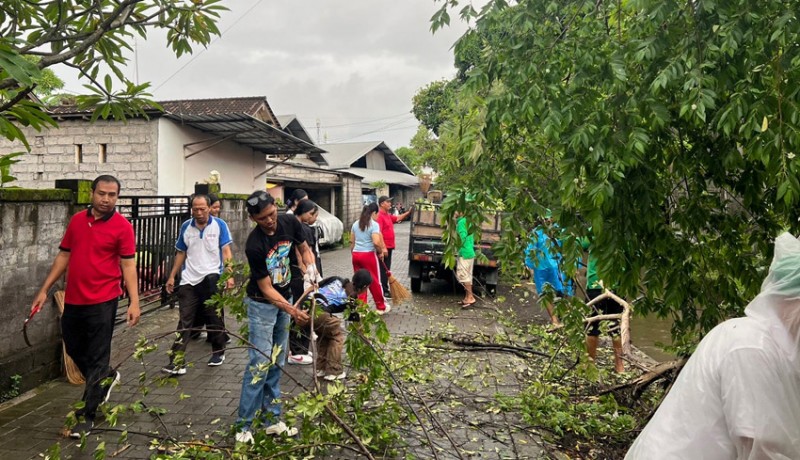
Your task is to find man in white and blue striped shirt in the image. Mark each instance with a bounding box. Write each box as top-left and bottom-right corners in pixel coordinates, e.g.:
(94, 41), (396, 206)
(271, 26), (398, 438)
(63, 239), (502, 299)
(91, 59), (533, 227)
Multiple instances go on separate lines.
(162, 194), (234, 374)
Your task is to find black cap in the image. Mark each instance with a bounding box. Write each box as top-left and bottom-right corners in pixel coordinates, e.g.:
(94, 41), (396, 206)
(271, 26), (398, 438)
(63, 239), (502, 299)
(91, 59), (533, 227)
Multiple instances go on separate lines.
(378, 195), (393, 204)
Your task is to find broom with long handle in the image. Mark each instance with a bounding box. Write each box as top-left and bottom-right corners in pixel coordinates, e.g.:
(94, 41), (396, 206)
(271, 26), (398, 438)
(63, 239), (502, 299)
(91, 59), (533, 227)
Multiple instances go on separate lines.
(379, 258), (412, 304)
(54, 290), (85, 384)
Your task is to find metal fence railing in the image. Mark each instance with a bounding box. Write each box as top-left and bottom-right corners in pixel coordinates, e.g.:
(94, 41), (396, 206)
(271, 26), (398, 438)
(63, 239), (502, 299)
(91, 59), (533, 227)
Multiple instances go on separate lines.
(115, 196), (190, 320)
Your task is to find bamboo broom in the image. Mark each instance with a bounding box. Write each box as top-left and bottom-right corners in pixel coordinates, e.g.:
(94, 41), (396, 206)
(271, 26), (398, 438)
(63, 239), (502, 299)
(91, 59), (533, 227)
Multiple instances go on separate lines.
(54, 290), (85, 384)
(380, 259), (412, 304)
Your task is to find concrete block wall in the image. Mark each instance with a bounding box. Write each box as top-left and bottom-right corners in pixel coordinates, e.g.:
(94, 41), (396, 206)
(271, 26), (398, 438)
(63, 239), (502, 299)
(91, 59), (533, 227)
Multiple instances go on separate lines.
(0, 192), (77, 396)
(341, 176), (364, 229)
(3, 119), (160, 194)
(217, 198), (252, 264)
(269, 164), (342, 185)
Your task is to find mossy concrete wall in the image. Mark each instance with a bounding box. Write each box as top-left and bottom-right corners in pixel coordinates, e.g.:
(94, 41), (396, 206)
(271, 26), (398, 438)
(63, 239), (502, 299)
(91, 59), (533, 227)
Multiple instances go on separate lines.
(0, 187), (82, 396)
(0, 187), (252, 397)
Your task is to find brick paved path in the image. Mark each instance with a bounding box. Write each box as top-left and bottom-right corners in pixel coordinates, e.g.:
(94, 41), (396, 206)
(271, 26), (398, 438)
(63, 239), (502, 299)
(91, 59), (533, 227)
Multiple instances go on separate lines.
(0, 222), (548, 459)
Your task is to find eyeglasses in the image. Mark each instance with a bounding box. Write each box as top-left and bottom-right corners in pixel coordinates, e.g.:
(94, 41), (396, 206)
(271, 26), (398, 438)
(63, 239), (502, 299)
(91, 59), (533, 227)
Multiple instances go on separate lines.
(247, 192), (270, 206)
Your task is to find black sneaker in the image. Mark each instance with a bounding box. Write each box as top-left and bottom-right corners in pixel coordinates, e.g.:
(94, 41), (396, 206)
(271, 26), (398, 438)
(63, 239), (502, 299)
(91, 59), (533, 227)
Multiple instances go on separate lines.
(207, 353), (225, 367)
(69, 419), (94, 439)
(161, 363), (187, 375)
(102, 371), (121, 404)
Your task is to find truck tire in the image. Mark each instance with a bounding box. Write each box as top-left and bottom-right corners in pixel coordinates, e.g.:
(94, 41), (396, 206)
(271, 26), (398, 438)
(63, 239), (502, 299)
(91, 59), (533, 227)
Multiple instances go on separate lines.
(411, 277), (422, 293)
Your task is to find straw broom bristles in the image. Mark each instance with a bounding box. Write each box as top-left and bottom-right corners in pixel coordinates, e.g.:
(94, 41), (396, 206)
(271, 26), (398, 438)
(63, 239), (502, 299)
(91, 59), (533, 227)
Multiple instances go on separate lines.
(54, 290), (85, 385)
(388, 275), (412, 303)
(380, 260), (411, 304)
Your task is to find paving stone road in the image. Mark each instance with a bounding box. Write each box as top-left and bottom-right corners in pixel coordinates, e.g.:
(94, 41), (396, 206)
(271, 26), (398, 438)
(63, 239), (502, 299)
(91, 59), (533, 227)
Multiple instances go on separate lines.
(0, 222), (550, 460)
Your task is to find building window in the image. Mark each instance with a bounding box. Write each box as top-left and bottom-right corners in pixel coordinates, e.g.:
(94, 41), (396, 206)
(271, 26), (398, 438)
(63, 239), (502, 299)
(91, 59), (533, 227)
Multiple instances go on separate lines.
(98, 144), (107, 163)
(74, 144), (83, 163)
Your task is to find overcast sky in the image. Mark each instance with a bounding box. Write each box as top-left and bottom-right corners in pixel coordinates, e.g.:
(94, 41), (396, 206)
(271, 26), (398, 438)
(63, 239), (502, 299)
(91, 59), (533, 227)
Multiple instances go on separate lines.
(56, 0), (476, 150)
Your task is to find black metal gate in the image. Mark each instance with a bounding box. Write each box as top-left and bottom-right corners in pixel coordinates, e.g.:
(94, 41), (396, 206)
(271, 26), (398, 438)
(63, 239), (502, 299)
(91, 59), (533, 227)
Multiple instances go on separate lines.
(116, 196), (190, 315)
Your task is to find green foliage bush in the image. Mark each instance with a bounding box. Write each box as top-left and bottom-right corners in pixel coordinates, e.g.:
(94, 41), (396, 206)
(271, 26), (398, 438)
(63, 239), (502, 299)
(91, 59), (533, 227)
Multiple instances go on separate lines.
(0, 375), (22, 403)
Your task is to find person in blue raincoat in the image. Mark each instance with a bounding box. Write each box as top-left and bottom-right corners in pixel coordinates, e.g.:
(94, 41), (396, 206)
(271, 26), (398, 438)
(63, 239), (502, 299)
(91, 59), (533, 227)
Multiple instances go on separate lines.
(525, 213), (570, 327)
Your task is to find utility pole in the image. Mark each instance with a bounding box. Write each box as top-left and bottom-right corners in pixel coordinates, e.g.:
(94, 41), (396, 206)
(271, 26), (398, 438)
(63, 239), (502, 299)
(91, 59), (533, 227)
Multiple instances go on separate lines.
(316, 118), (321, 144)
(133, 39), (139, 85)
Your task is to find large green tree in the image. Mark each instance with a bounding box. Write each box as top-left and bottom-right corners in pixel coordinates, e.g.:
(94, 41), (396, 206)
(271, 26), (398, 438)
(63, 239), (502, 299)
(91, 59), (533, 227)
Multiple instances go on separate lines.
(0, 0), (226, 151)
(430, 0), (800, 346)
(411, 80), (457, 136)
(395, 126), (446, 174)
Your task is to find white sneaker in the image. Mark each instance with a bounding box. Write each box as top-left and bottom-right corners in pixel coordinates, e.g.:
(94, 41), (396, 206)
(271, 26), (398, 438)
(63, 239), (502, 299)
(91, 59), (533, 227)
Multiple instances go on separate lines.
(235, 430), (254, 444)
(323, 371), (347, 381)
(264, 421), (298, 436)
(287, 353), (313, 365)
(315, 370), (326, 377)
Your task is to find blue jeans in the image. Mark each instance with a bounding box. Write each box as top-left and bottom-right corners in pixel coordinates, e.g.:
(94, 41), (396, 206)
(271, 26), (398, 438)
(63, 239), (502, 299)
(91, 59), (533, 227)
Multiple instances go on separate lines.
(236, 297), (291, 430)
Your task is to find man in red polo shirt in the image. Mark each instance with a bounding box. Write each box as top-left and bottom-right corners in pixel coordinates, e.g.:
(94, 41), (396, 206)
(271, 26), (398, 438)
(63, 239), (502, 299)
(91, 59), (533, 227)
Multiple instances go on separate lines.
(30, 175), (140, 438)
(376, 195), (413, 296)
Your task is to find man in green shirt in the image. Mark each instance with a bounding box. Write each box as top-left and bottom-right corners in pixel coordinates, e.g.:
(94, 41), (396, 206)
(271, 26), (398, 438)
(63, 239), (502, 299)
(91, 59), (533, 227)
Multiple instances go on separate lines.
(456, 214), (477, 307)
(583, 237), (624, 373)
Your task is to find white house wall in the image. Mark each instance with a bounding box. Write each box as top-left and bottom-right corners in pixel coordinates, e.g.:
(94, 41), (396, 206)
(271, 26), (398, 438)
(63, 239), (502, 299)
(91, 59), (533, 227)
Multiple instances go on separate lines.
(157, 119), (264, 195)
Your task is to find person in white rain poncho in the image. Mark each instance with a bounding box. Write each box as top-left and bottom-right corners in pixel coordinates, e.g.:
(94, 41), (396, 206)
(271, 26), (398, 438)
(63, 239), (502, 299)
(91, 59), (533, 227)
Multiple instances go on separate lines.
(626, 232), (800, 460)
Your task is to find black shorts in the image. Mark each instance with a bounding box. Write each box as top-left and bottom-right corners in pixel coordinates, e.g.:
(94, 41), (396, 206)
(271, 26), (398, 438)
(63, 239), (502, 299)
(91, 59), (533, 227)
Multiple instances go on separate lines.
(586, 288), (623, 337)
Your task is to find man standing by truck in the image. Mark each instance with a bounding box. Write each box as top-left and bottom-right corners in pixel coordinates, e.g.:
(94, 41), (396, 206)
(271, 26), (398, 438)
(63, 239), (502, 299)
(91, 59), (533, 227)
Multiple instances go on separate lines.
(376, 195), (413, 297)
(456, 212), (477, 307)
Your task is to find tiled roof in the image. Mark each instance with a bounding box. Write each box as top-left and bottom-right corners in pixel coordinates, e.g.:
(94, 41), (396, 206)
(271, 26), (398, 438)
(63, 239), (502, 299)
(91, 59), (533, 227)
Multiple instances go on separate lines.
(160, 96), (278, 125)
(159, 96), (263, 116)
(46, 96), (278, 122)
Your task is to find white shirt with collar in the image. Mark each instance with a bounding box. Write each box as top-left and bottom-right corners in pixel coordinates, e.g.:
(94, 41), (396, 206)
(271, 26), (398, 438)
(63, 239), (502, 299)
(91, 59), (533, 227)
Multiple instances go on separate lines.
(175, 215), (232, 286)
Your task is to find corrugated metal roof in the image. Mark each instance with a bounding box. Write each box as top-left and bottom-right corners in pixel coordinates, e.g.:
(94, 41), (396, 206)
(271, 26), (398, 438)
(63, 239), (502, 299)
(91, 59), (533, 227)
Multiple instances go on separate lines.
(321, 141), (414, 175)
(338, 167), (419, 187)
(276, 114), (295, 129)
(166, 112), (326, 158)
(45, 96), (326, 162)
(276, 114), (316, 146)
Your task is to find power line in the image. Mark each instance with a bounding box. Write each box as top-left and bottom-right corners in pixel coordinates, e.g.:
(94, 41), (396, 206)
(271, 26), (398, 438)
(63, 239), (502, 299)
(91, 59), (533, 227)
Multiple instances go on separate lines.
(153, 0), (266, 92)
(326, 116), (418, 143)
(329, 124), (419, 143)
(317, 112), (411, 128)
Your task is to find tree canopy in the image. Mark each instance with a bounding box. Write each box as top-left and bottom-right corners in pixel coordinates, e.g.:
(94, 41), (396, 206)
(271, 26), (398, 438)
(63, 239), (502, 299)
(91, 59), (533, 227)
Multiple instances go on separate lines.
(0, 0), (227, 151)
(411, 79), (457, 136)
(426, 0), (800, 347)
(395, 126), (446, 174)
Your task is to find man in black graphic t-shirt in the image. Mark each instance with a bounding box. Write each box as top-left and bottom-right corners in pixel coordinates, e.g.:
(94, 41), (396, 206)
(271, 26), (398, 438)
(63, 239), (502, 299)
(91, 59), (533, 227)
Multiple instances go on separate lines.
(235, 191), (315, 443)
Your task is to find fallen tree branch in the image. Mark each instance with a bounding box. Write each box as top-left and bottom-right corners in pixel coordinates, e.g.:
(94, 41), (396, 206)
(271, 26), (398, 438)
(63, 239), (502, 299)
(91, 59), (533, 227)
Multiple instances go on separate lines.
(584, 289), (633, 357)
(353, 329), (452, 460)
(437, 337), (553, 359)
(598, 358), (688, 401)
(409, 384), (465, 458)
